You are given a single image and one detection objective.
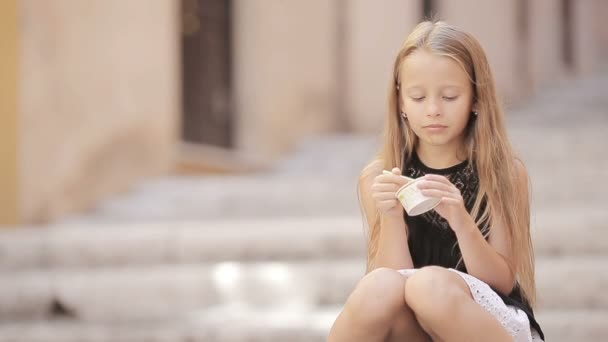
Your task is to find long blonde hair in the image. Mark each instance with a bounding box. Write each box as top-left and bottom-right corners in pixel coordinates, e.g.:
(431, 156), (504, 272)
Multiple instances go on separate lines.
(359, 21), (536, 308)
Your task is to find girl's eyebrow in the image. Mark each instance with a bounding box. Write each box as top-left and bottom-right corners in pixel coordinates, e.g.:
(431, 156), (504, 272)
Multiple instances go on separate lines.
(404, 84), (464, 91)
(442, 85), (464, 90)
(404, 85), (424, 91)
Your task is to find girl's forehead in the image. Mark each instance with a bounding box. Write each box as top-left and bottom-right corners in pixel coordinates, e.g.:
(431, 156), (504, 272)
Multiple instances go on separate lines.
(399, 49), (470, 88)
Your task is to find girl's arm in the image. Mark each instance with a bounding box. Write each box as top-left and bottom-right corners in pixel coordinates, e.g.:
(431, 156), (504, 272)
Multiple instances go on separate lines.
(453, 212), (515, 296)
(418, 161), (528, 295)
(451, 162), (529, 295)
(359, 163), (414, 271)
(375, 215), (414, 270)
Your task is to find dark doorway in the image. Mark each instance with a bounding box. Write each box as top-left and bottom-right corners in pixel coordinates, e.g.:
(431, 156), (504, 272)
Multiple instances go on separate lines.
(422, 0), (436, 20)
(181, 0), (232, 147)
(561, 0), (574, 70)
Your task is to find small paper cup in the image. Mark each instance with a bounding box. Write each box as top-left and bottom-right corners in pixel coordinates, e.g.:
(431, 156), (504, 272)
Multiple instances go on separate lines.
(396, 179), (440, 216)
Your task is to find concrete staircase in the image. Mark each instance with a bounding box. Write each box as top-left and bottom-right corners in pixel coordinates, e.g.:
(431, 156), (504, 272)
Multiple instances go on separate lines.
(1, 210), (607, 341)
(1, 71), (607, 341)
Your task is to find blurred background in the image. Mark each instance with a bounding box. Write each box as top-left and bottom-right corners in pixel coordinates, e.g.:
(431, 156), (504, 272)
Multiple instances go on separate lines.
(0, 0), (607, 341)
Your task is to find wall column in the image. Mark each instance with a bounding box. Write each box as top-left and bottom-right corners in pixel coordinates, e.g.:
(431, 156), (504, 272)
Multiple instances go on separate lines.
(0, 0), (19, 226)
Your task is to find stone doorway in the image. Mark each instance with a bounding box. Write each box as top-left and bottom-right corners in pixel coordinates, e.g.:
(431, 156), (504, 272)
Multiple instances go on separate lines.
(181, 0), (233, 148)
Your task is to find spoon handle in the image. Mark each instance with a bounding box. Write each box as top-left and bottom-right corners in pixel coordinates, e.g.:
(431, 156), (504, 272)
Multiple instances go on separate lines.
(382, 170), (415, 182)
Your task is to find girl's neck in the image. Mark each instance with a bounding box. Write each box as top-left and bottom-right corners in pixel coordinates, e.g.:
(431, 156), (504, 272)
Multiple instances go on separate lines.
(416, 141), (466, 169)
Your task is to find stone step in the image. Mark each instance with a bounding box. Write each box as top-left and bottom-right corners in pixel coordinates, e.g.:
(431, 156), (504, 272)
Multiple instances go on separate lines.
(53, 177), (363, 223)
(44, 147), (607, 224)
(0, 217), (366, 270)
(273, 126), (608, 179)
(0, 261), (363, 321)
(0, 257), (606, 320)
(532, 207), (607, 257)
(0, 308), (330, 342)
(535, 309), (608, 342)
(110, 174), (607, 218)
(1, 209), (606, 271)
(268, 127), (608, 179)
(0, 308), (606, 342)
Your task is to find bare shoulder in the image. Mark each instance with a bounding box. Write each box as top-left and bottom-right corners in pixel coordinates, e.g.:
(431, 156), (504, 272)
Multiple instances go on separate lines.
(513, 157), (527, 173)
(511, 157), (531, 203)
(512, 157), (529, 183)
(359, 159), (383, 188)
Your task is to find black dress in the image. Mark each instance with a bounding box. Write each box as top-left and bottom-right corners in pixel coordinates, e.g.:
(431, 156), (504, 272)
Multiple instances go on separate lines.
(402, 153), (545, 340)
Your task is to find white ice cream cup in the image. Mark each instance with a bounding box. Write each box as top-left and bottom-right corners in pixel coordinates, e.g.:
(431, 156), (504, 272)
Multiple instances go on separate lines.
(396, 178), (441, 216)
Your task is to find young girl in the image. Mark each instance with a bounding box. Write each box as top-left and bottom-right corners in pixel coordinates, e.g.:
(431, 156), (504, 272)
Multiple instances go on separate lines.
(328, 21), (544, 342)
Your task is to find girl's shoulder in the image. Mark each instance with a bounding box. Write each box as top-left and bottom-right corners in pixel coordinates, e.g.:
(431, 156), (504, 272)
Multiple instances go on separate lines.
(360, 159), (383, 180)
(512, 156), (530, 189)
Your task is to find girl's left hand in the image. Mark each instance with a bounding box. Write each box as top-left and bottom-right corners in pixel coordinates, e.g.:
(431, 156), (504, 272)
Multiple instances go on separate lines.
(416, 174), (470, 231)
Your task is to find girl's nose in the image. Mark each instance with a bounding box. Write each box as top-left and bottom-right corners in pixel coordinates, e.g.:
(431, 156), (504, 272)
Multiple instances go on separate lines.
(426, 100), (441, 117)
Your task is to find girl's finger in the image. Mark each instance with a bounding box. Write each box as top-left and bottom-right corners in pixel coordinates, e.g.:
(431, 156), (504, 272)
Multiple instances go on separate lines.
(440, 197), (461, 206)
(377, 199), (399, 210)
(423, 174), (452, 185)
(372, 192), (399, 201)
(371, 183), (399, 192)
(375, 174), (408, 185)
(416, 180), (456, 193)
(420, 189), (460, 200)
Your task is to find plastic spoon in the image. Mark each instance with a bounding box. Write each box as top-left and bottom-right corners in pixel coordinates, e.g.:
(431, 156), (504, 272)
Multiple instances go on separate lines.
(382, 169), (415, 182)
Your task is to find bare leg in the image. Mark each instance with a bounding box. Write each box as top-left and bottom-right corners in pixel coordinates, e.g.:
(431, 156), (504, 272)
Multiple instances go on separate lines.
(405, 266), (514, 342)
(327, 268), (431, 342)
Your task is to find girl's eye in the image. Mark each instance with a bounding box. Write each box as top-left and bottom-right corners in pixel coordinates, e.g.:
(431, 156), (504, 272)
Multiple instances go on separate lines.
(411, 97), (425, 102)
(443, 96), (459, 101)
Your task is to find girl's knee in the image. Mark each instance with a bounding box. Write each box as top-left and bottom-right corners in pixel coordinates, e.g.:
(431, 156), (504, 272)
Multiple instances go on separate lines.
(405, 266), (470, 319)
(346, 267), (407, 326)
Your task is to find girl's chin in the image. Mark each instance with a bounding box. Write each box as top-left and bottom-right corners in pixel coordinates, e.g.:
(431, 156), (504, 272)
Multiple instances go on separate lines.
(419, 137), (452, 147)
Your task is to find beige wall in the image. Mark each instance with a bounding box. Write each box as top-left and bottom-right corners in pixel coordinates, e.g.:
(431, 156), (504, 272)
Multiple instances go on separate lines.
(529, 0), (566, 92)
(0, 0), (19, 226)
(7, 1), (605, 224)
(345, 0), (421, 134)
(598, 0), (608, 59)
(573, 0), (602, 75)
(19, 0), (180, 223)
(232, 0), (422, 147)
(233, 0), (338, 160)
(231, 0), (606, 160)
(437, 0), (523, 104)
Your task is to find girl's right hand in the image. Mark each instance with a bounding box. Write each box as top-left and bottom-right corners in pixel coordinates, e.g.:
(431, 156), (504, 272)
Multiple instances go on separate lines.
(371, 167), (411, 218)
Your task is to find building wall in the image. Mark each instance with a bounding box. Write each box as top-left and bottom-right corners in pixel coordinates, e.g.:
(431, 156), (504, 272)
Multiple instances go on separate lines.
(573, 0), (603, 75)
(0, 0), (19, 226)
(232, 0), (338, 160)
(231, 0), (606, 160)
(598, 0), (608, 60)
(345, 0), (421, 134)
(437, 0), (524, 104)
(5, 0), (606, 224)
(528, 0), (566, 92)
(19, 0), (180, 223)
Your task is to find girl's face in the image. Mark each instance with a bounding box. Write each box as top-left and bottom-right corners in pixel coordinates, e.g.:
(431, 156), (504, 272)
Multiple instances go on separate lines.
(399, 49), (475, 149)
